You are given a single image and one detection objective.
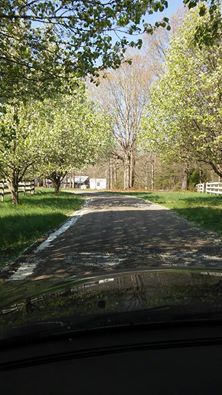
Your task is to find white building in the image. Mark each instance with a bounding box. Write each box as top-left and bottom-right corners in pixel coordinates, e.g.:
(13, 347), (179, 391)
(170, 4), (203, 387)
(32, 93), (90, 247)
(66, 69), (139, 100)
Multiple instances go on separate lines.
(89, 178), (107, 190)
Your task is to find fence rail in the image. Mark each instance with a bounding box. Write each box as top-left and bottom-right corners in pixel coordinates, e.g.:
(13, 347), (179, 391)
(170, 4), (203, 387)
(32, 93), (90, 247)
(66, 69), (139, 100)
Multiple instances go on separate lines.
(0, 180), (35, 201)
(196, 182), (222, 195)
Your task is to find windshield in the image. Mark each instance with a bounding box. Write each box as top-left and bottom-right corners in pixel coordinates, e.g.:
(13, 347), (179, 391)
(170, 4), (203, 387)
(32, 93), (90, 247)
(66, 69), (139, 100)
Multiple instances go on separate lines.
(1, 0), (222, 342)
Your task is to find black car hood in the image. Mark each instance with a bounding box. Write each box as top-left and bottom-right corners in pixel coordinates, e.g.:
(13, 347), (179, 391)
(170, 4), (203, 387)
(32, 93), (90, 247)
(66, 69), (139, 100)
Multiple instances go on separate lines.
(1, 268), (222, 341)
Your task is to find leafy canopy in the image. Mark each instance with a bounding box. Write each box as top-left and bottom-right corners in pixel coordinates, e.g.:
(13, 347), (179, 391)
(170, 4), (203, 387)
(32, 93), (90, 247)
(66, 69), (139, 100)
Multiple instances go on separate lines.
(0, 0), (219, 102)
(0, 100), (46, 182)
(141, 7), (222, 176)
(38, 90), (113, 179)
(0, 81), (113, 183)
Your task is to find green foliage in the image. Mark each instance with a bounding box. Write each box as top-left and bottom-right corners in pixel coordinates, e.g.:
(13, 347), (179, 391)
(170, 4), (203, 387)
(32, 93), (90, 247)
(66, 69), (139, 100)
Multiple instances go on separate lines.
(38, 89), (113, 184)
(188, 169), (201, 189)
(0, 82), (113, 200)
(142, 7), (222, 178)
(0, 1), (218, 102)
(0, 100), (45, 182)
(0, 0), (171, 102)
(0, 10), (68, 102)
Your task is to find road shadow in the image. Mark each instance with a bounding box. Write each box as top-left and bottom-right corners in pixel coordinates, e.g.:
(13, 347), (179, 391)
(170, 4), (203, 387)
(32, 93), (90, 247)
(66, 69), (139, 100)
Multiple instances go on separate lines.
(27, 206), (222, 280)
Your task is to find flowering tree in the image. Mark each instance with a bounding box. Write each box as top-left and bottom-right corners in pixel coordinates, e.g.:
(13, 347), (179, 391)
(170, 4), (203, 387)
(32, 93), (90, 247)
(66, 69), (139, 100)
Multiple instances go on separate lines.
(0, 86), (113, 202)
(39, 92), (113, 193)
(142, 8), (222, 182)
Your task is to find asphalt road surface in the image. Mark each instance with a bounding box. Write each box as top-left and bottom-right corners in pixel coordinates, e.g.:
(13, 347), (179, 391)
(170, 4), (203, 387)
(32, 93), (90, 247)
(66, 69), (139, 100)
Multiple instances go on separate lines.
(8, 193), (222, 280)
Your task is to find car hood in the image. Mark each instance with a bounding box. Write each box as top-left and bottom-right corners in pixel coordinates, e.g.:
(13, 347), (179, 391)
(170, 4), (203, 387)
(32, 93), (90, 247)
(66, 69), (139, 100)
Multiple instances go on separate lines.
(1, 268), (222, 341)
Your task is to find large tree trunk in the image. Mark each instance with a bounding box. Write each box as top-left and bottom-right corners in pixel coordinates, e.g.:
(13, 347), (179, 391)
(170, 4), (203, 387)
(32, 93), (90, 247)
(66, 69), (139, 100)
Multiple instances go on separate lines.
(208, 161), (222, 179)
(53, 178), (61, 193)
(123, 154), (130, 189)
(181, 174), (188, 190)
(181, 166), (188, 190)
(7, 171), (19, 204)
(50, 171), (66, 193)
(129, 152), (135, 189)
(123, 151), (135, 190)
(151, 160), (155, 191)
(108, 158), (113, 190)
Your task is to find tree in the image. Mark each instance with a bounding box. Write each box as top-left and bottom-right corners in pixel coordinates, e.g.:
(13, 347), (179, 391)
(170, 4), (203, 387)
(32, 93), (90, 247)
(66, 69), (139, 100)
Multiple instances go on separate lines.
(38, 92), (113, 193)
(0, 86), (113, 202)
(0, 9), (72, 103)
(142, 7), (222, 182)
(90, 17), (177, 190)
(0, 0), (218, 102)
(91, 55), (155, 189)
(0, 101), (45, 203)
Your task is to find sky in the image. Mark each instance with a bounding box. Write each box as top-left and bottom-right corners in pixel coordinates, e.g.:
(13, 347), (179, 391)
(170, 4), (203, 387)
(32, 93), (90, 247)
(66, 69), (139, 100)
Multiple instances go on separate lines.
(155, 0), (185, 19)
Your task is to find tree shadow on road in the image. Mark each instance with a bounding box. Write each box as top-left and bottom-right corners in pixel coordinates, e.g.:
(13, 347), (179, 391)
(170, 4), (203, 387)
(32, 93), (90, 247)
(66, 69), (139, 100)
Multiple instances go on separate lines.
(29, 206), (222, 280)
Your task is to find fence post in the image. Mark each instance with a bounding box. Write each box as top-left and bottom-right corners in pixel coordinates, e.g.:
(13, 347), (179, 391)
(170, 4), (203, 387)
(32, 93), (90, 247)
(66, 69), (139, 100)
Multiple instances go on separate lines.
(26, 181), (30, 194)
(31, 180), (35, 194)
(0, 181), (4, 202)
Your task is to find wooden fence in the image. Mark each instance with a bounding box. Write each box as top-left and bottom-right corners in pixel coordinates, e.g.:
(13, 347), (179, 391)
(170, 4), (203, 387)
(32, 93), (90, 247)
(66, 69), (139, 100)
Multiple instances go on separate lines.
(0, 180), (35, 202)
(196, 182), (222, 195)
(196, 183), (205, 193)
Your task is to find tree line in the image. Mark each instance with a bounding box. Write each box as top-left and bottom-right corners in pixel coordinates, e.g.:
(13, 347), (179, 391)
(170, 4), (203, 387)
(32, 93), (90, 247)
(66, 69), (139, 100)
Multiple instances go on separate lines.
(0, 1), (220, 203)
(141, 6), (222, 188)
(0, 83), (112, 204)
(91, 3), (221, 191)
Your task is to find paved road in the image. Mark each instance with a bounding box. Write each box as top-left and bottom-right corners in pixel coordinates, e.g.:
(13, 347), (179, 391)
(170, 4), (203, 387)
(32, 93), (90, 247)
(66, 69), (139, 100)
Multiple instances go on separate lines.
(9, 193), (222, 280)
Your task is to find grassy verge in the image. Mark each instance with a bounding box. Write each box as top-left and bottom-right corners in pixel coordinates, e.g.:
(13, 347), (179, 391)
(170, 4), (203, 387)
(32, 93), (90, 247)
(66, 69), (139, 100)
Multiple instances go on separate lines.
(123, 191), (222, 236)
(0, 188), (83, 268)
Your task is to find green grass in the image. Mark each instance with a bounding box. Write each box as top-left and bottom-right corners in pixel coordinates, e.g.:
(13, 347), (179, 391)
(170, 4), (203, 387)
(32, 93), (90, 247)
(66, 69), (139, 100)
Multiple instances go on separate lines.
(0, 188), (83, 267)
(123, 191), (222, 236)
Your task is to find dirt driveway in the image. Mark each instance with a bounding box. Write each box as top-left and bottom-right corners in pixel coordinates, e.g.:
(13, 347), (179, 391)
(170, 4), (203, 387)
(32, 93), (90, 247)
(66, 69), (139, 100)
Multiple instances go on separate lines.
(8, 193), (222, 280)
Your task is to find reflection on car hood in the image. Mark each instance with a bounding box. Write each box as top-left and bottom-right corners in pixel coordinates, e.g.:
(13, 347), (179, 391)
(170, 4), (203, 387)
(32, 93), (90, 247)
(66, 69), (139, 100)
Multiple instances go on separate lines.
(1, 268), (222, 340)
